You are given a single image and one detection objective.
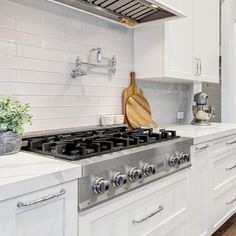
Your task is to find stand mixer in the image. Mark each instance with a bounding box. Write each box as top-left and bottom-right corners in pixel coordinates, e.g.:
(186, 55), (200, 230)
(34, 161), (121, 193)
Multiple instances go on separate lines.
(191, 92), (215, 126)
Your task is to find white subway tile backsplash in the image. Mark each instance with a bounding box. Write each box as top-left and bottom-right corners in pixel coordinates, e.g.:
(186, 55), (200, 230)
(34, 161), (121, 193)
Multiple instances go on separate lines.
(14, 57), (65, 73)
(0, 0), (191, 132)
(0, 69), (16, 81)
(16, 31), (43, 47)
(82, 105), (122, 116)
(0, 56), (65, 74)
(0, 14), (16, 29)
(12, 95), (65, 107)
(137, 81), (192, 124)
(17, 70), (65, 84)
(42, 107), (84, 119)
(17, 0), (42, 22)
(43, 37), (65, 51)
(0, 41), (16, 56)
(0, 82), (42, 95)
(42, 84), (83, 96)
(17, 44), (65, 62)
(0, 28), (16, 42)
(0, 28), (43, 47)
(64, 96), (100, 106)
(83, 86), (124, 97)
(0, 0), (18, 18)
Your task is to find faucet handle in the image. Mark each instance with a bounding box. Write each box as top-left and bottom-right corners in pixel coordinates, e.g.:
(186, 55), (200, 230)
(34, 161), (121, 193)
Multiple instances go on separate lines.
(71, 57), (87, 78)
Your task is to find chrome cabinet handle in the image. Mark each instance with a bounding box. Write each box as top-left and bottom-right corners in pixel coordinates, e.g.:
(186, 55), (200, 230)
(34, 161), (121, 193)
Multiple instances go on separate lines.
(195, 144), (209, 150)
(194, 58), (199, 76)
(226, 196), (236, 205)
(17, 189), (66, 208)
(199, 59), (202, 76)
(132, 205), (164, 224)
(226, 140), (236, 145)
(226, 163), (236, 171)
(194, 58), (200, 76)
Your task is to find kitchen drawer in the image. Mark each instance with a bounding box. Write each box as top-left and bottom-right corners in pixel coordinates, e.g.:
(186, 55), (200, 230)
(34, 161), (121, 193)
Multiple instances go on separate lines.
(147, 215), (189, 236)
(0, 181), (78, 236)
(212, 183), (236, 231)
(212, 134), (236, 155)
(89, 177), (187, 236)
(212, 150), (236, 191)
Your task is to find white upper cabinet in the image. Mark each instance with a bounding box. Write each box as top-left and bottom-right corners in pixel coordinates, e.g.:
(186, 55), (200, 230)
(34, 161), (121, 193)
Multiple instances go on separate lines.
(193, 0), (220, 83)
(134, 0), (220, 83)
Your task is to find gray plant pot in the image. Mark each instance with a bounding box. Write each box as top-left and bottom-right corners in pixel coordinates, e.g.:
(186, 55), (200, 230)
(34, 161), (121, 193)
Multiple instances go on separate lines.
(0, 131), (22, 156)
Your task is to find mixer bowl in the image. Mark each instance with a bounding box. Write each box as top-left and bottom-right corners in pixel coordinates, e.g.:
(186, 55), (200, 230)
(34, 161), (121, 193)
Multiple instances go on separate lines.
(192, 105), (215, 121)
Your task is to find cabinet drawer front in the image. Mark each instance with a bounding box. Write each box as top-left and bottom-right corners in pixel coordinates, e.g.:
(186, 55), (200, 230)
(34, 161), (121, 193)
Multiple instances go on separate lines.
(0, 181), (77, 236)
(90, 178), (187, 236)
(212, 184), (236, 231)
(212, 150), (236, 191)
(146, 216), (189, 236)
(212, 134), (236, 154)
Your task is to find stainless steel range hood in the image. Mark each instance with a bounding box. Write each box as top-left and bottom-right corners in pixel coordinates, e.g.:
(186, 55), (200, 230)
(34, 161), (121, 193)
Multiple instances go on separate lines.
(48, 0), (185, 27)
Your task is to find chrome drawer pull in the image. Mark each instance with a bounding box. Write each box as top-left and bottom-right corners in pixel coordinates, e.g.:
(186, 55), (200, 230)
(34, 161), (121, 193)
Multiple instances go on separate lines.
(195, 144), (209, 150)
(226, 196), (236, 205)
(17, 189), (66, 208)
(226, 140), (236, 145)
(226, 163), (236, 171)
(132, 205), (164, 224)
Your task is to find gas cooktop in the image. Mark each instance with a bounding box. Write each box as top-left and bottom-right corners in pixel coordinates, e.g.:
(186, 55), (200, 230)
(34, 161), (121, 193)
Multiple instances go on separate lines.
(22, 127), (180, 161)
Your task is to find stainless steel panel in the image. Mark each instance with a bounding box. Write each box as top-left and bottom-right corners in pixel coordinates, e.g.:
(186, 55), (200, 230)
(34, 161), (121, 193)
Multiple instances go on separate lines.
(131, 8), (153, 19)
(125, 6), (149, 17)
(115, 1), (138, 13)
(77, 137), (193, 211)
(49, 0), (176, 25)
(106, 0), (131, 11)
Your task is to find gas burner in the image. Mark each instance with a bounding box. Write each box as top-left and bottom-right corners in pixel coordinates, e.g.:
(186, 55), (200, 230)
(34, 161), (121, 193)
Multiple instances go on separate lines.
(22, 127), (180, 161)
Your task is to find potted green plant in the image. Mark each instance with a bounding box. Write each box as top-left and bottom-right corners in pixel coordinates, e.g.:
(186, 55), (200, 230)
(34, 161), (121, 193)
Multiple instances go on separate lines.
(0, 97), (32, 155)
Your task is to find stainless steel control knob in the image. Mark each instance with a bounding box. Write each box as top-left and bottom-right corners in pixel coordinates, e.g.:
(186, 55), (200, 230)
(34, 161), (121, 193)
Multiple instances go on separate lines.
(92, 177), (110, 194)
(143, 163), (156, 176)
(112, 172), (127, 187)
(168, 154), (181, 168)
(128, 167), (142, 182)
(180, 152), (190, 163)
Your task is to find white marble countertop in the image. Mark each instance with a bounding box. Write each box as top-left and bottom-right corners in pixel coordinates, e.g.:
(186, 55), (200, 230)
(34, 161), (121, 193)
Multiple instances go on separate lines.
(0, 151), (82, 202)
(164, 122), (236, 144)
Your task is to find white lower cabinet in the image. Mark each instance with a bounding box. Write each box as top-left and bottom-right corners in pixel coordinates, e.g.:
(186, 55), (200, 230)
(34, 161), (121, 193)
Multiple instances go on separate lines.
(78, 171), (190, 236)
(190, 143), (209, 236)
(211, 183), (236, 232)
(190, 135), (236, 236)
(208, 138), (236, 235)
(0, 181), (78, 236)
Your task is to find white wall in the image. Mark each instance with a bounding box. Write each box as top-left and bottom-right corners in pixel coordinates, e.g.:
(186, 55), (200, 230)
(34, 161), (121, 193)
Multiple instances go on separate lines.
(0, 0), (193, 132)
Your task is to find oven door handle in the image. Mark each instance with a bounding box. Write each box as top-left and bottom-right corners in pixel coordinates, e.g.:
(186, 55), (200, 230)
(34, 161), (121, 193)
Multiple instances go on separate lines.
(132, 205), (164, 224)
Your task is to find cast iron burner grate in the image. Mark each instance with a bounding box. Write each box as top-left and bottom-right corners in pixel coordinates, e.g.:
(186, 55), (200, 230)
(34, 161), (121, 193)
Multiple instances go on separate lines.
(22, 127), (180, 161)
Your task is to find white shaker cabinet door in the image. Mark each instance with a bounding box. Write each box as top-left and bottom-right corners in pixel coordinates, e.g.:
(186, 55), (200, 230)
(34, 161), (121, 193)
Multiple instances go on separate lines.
(163, 0), (193, 81)
(134, 0), (193, 82)
(0, 181), (77, 236)
(193, 0), (220, 83)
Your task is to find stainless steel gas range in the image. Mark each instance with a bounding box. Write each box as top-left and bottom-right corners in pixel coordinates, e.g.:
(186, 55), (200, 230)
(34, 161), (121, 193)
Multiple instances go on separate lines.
(22, 126), (193, 212)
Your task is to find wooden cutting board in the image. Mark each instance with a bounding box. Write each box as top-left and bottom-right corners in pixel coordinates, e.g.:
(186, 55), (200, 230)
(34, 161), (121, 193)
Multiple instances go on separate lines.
(126, 94), (157, 129)
(122, 72), (151, 129)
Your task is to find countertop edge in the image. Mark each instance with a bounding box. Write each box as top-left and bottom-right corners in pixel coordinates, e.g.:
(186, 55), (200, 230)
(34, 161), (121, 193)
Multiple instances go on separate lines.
(192, 128), (236, 145)
(0, 165), (81, 202)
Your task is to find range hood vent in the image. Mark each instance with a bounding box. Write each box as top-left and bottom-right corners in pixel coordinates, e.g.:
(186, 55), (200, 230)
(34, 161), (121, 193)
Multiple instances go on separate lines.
(49, 0), (184, 27)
